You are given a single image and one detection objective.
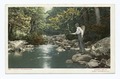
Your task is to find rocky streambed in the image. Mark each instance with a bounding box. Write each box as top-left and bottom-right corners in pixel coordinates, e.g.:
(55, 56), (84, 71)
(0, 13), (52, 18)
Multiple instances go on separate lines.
(8, 34), (110, 68)
(8, 40), (34, 56)
(46, 34), (110, 68)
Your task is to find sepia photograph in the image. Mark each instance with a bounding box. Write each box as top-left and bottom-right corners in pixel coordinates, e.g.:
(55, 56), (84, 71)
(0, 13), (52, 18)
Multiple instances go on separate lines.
(6, 4), (115, 73)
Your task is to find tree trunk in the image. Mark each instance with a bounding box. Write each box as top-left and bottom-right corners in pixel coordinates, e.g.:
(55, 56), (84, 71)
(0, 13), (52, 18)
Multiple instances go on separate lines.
(83, 8), (88, 26)
(29, 15), (39, 34)
(94, 7), (101, 25)
(8, 23), (13, 40)
(29, 18), (35, 33)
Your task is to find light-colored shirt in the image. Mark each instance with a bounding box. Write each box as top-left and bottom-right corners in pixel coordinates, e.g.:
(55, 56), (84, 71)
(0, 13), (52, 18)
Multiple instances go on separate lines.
(75, 27), (83, 37)
(71, 26), (84, 38)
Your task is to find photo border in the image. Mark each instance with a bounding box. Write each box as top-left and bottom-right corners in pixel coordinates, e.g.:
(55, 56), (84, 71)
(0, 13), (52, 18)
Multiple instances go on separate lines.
(5, 4), (115, 74)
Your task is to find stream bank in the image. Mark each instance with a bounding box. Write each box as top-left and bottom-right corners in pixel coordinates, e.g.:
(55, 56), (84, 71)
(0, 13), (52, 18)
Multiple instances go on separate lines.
(46, 34), (110, 68)
(8, 34), (110, 68)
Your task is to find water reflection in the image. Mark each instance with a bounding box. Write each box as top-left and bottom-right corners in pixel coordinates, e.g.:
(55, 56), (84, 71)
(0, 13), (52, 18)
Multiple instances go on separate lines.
(40, 44), (56, 53)
(42, 58), (51, 68)
(38, 45), (55, 68)
(9, 44), (79, 68)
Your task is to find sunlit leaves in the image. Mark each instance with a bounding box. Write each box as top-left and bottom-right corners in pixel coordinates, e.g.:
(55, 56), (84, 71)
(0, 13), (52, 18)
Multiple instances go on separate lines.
(8, 7), (31, 36)
(8, 7), (46, 40)
(48, 7), (80, 30)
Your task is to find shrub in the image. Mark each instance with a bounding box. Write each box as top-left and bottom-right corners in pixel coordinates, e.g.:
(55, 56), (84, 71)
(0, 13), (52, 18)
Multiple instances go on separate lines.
(26, 32), (45, 45)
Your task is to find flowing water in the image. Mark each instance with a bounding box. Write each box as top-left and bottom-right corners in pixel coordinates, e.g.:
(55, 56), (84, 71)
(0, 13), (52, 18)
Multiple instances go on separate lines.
(9, 44), (85, 68)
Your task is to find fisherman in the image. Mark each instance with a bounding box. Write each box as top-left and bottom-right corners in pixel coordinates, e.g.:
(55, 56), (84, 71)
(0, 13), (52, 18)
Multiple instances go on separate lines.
(71, 23), (85, 53)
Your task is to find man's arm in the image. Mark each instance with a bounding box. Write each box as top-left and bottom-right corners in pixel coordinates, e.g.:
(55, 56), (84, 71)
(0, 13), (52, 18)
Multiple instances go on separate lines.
(71, 27), (79, 35)
(71, 33), (76, 35)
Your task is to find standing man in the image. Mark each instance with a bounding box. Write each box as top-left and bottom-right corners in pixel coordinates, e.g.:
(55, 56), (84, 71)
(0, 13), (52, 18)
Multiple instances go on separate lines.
(71, 23), (85, 53)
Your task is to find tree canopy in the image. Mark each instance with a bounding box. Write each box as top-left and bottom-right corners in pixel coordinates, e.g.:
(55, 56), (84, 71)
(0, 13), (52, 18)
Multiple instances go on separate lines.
(8, 7), (110, 43)
(46, 7), (110, 41)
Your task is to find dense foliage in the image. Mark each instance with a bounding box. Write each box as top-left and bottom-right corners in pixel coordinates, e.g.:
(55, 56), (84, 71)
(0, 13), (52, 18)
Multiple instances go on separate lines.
(46, 7), (110, 42)
(8, 7), (110, 44)
(8, 7), (45, 44)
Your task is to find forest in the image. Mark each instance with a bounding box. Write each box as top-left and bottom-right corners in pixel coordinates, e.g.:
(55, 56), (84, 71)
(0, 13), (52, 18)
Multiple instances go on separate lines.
(8, 7), (110, 68)
(8, 7), (110, 42)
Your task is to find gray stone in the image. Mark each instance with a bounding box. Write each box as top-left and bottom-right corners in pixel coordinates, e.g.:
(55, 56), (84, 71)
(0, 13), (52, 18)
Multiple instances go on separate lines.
(106, 59), (110, 67)
(91, 37), (110, 57)
(72, 53), (81, 62)
(70, 47), (79, 51)
(100, 58), (110, 67)
(72, 54), (92, 62)
(66, 59), (73, 64)
(78, 61), (87, 65)
(56, 47), (65, 52)
(87, 59), (99, 68)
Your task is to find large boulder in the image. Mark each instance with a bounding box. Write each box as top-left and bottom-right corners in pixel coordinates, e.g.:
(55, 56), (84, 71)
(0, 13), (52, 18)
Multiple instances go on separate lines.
(72, 54), (92, 62)
(87, 59), (99, 68)
(9, 40), (27, 48)
(99, 58), (110, 68)
(56, 47), (65, 52)
(90, 37), (110, 57)
(8, 40), (33, 54)
(72, 53), (81, 62)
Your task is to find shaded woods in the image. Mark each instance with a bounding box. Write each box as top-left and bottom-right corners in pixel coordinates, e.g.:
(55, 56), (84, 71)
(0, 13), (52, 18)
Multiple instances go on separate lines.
(45, 7), (110, 42)
(8, 7), (110, 43)
(8, 7), (45, 45)
(8, 7), (110, 68)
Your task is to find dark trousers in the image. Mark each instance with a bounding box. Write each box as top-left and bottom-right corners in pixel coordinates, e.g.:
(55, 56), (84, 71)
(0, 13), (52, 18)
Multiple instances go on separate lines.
(77, 34), (85, 53)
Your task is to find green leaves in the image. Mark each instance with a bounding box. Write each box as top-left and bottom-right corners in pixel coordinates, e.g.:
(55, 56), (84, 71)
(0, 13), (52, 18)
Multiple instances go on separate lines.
(47, 7), (80, 32)
(8, 7), (46, 40)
